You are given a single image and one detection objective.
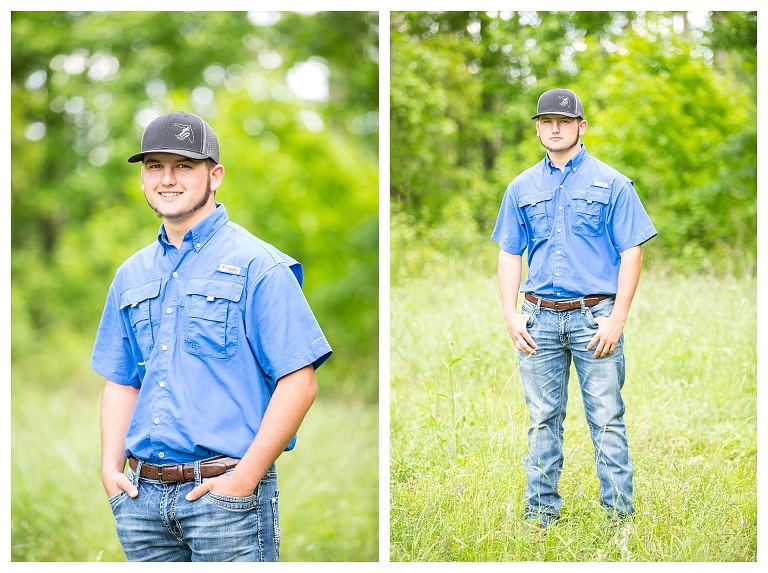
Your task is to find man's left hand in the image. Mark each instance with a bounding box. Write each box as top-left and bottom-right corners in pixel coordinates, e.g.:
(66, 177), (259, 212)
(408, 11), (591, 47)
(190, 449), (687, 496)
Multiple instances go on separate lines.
(186, 472), (257, 501)
(586, 315), (624, 358)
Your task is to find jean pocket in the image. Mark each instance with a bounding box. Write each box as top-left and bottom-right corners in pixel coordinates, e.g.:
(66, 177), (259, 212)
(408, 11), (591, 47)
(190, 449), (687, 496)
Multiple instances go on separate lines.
(108, 491), (128, 513)
(203, 490), (259, 512)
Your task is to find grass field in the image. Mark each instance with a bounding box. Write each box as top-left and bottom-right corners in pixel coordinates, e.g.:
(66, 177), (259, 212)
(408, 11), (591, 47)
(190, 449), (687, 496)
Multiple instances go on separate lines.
(10, 361), (378, 562)
(390, 258), (756, 561)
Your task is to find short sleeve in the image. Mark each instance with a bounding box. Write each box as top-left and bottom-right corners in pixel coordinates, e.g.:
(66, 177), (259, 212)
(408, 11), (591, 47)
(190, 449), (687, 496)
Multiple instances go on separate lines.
(245, 262), (332, 382)
(90, 284), (142, 388)
(491, 183), (528, 255)
(607, 180), (658, 253)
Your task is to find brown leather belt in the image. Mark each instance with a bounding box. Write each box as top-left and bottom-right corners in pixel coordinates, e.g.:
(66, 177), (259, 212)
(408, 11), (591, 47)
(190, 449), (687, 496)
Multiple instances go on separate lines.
(128, 455), (240, 483)
(524, 292), (613, 312)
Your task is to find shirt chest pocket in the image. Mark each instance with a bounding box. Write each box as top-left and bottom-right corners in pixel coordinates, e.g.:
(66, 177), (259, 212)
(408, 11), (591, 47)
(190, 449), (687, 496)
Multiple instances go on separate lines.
(120, 279), (162, 360)
(518, 189), (554, 240)
(571, 189), (610, 237)
(185, 278), (244, 359)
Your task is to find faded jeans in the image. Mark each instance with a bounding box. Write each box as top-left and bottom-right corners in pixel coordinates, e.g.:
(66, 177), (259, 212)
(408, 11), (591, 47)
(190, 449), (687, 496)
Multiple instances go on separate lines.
(518, 296), (635, 518)
(108, 462), (280, 561)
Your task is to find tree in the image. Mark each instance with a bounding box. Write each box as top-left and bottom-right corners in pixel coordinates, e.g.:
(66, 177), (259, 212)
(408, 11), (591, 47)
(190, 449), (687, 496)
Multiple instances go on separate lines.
(390, 11), (756, 274)
(11, 11), (380, 400)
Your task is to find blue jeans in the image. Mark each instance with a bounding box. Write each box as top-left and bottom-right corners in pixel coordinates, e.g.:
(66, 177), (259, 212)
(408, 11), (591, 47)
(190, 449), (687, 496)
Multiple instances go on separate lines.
(108, 462), (280, 561)
(518, 296), (635, 519)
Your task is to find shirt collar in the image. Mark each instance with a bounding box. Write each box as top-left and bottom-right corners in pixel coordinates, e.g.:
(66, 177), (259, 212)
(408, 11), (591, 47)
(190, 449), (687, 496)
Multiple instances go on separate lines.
(545, 144), (588, 174)
(157, 203), (229, 252)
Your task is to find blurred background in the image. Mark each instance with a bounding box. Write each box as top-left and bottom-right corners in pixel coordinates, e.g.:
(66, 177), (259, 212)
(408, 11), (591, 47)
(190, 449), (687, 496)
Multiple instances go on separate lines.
(390, 11), (756, 279)
(389, 11), (756, 561)
(11, 11), (379, 561)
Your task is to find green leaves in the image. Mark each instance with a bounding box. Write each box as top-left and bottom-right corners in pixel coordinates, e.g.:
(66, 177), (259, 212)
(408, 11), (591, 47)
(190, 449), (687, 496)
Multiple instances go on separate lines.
(391, 11), (756, 275)
(12, 11), (379, 400)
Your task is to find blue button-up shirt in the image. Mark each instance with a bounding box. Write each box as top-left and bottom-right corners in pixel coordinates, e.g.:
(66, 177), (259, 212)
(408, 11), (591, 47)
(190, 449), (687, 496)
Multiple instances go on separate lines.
(491, 145), (657, 298)
(91, 204), (332, 464)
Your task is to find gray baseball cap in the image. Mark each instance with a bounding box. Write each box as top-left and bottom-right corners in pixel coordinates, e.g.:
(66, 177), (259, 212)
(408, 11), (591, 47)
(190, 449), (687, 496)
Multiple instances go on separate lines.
(128, 111), (220, 163)
(532, 88), (584, 120)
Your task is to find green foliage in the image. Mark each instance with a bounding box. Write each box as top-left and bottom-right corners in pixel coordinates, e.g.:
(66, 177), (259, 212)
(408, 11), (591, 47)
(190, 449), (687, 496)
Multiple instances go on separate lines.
(11, 11), (379, 400)
(390, 256), (756, 561)
(11, 370), (378, 561)
(390, 11), (756, 275)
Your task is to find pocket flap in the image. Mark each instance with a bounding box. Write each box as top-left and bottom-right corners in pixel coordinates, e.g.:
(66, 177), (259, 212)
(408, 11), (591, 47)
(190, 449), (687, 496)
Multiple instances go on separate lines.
(518, 189), (554, 208)
(186, 278), (244, 302)
(119, 279), (162, 309)
(571, 189), (610, 204)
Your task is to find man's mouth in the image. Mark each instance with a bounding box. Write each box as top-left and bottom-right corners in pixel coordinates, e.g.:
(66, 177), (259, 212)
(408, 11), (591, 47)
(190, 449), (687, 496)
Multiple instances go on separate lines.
(160, 192), (182, 198)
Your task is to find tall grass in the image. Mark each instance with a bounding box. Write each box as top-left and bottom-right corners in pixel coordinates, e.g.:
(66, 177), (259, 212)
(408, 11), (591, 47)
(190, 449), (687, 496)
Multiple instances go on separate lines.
(390, 256), (756, 561)
(11, 358), (378, 562)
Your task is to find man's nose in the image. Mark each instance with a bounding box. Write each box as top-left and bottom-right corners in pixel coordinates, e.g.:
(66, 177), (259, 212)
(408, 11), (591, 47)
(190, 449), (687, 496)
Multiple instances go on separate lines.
(161, 166), (176, 185)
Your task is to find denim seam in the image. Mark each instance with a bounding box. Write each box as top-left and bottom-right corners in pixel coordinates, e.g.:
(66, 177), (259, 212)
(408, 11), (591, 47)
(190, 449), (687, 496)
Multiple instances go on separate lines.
(552, 351), (569, 494)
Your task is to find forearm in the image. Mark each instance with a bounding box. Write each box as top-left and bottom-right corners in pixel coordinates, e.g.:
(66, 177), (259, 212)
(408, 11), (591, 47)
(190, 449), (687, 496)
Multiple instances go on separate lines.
(612, 245), (643, 323)
(100, 380), (139, 487)
(498, 250), (523, 319)
(229, 365), (318, 490)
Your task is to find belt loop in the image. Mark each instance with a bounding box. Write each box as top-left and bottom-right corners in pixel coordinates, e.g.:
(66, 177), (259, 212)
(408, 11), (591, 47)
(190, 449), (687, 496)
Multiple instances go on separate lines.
(535, 295), (542, 314)
(132, 459), (143, 487)
(193, 460), (202, 486)
(579, 296), (587, 313)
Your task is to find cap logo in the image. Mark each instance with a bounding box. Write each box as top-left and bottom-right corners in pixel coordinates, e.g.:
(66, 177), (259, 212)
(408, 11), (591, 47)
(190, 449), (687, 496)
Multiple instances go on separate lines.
(558, 96), (570, 107)
(174, 123), (194, 143)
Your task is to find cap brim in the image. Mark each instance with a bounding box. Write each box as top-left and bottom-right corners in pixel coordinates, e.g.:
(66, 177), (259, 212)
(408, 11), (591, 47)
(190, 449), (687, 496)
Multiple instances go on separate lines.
(128, 149), (212, 163)
(532, 112), (581, 120)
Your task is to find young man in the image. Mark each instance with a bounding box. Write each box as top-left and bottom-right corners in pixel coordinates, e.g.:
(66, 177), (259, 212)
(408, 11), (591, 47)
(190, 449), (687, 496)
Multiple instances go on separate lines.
(491, 88), (657, 528)
(91, 111), (332, 561)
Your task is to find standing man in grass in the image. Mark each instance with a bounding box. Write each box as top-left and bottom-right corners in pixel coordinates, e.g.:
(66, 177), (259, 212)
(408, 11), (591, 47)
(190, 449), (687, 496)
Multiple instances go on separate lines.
(491, 88), (656, 528)
(91, 111), (332, 560)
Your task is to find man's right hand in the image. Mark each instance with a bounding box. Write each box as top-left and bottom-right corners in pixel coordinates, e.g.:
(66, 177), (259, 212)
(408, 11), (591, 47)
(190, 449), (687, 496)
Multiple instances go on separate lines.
(504, 312), (538, 355)
(103, 470), (138, 499)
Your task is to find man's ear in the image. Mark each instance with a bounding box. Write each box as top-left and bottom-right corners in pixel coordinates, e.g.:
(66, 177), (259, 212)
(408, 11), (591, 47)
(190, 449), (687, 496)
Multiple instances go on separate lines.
(210, 164), (225, 191)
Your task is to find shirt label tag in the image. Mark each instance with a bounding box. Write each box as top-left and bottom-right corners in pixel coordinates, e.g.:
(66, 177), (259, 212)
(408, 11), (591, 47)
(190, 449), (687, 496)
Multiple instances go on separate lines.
(218, 263), (243, 276)
(592, 180), (609, 188)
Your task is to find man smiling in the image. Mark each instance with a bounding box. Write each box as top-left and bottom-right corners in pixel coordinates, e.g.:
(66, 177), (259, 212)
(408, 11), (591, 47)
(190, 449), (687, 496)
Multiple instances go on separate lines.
(91, 111), (332, 561)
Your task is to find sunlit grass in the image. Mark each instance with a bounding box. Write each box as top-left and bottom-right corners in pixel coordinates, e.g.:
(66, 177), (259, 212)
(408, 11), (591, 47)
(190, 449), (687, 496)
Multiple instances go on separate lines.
(390, 258), (756, 561)
(11, 365), (378, 562)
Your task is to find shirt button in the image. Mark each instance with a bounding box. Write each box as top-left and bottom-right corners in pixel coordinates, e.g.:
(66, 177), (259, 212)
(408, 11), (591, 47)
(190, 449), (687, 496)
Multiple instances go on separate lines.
(558, 206), (563, 211)
(172, 272), (179, 278)
(159, 381), (166, 388)
(153, 418), (160, 424)
(560, 185), (564, 189)
(166, 307), (173, 314)
(161, 344), (168, 351)
(195, 243), (201, 249)
(556, 250), (561, 255)
(557, 228), (562, 233)
(555, 272), (560, 277)
(158, 452), (165, 459)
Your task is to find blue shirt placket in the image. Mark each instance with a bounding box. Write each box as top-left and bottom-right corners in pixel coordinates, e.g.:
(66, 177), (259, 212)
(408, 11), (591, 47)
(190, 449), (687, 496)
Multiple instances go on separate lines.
(549, 158), (574, 300)
(149, 237), (191, 463)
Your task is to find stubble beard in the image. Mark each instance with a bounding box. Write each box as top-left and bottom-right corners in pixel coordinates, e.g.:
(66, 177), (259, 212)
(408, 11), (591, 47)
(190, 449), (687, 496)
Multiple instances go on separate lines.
(541, 131), (580, 155)
(148, 175), (213, 222)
